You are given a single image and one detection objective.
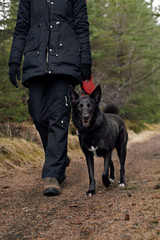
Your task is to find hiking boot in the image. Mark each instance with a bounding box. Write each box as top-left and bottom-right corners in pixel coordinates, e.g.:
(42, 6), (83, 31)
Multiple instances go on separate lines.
(43, 177), (61, 196)
(57, 175), (66, 184)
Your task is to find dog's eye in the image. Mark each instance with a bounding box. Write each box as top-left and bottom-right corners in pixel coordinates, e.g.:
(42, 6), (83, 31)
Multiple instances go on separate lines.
(87, 104), (92, 109)
(78, 104), (83, 110)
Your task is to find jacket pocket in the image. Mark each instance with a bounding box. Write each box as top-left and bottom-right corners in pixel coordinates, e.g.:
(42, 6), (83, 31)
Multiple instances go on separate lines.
(58, 23), (80, 66)
(24, 23), (41, 53)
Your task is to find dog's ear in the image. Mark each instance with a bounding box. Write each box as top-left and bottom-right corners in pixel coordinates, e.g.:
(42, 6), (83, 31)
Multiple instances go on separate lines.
(69, 85), (80, 105)
(89, 85), (101, 103)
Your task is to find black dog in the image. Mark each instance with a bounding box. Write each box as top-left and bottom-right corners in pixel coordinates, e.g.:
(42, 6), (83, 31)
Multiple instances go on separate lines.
(69, 85), (128, 196)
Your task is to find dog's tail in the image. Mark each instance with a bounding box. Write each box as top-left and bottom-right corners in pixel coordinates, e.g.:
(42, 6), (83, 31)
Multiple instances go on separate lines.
(103, 104), (119, 115)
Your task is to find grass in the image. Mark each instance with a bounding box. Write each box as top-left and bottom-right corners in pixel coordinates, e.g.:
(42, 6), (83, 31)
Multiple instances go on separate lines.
(0, 122), (160, 169)
(0, 134), (83, 169)
(0, 137), (44, 169)
(67, 134), (83, 159)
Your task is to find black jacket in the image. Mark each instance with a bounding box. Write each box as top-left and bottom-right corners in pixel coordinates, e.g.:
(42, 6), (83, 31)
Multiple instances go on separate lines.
(9, 0), (92, 87)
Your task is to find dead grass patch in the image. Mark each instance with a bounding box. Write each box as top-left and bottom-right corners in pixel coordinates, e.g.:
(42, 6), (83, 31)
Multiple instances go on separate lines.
(1, 123), (160, 169)
(0, 138), (44, 169)
(0, 134), (82, 169)
(128, 124), (160, 145)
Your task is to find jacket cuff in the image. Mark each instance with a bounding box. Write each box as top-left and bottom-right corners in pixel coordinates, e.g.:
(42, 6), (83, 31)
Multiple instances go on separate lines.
(81, 54), (92, 66)
(9, 38), (25, 66)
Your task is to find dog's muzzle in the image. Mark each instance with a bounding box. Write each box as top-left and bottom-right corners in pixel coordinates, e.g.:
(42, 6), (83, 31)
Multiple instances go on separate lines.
(82, 117), (91, 127)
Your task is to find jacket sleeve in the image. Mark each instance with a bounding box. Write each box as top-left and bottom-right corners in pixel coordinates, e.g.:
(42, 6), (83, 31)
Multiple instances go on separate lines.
(73, 0), (92, 67)
(9, 0), (30, 66)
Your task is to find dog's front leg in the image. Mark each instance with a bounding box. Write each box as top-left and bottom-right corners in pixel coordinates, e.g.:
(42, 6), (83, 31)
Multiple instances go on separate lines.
(85, 153), (95, 196)
(102, 151), (112, 188)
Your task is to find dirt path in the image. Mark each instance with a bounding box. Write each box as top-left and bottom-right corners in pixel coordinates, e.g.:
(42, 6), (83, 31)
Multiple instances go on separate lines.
(0, 132), (160, 240)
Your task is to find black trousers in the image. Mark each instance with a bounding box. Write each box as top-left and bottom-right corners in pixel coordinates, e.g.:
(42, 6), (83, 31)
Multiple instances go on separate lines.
(28, 75), (71, 181)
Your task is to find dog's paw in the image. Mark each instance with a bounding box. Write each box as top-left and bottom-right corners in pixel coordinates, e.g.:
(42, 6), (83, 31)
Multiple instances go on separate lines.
(109, 178), (115, 183)
(119, 183), (125, 188)
(86, 190), (95, 196)
(102, 175), (111, 188)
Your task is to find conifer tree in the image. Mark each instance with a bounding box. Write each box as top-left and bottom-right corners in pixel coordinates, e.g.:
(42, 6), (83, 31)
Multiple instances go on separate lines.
(88, 0), (160, 122)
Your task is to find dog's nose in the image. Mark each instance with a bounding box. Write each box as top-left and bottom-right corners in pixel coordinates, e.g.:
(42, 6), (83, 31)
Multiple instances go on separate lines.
(83, 115), (89, 121)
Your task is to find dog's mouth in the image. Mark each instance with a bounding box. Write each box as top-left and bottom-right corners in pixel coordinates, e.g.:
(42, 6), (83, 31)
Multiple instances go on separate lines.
(82, 119), (90, 127)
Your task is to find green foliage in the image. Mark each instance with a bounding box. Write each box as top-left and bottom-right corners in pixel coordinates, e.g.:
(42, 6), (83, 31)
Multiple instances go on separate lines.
(0, 0), (160, 127)
(121, 81), (160, 123)
(0, 0), (29, 123)
(88, 0), (160, 124)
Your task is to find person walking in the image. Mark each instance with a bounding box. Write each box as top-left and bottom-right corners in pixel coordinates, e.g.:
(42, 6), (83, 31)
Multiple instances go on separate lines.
(9, 0), (92, 196)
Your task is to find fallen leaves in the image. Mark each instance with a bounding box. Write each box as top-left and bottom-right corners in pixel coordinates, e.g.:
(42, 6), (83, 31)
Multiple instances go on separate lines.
(124, 214), (130, 221)
(152, 195), (160, 199)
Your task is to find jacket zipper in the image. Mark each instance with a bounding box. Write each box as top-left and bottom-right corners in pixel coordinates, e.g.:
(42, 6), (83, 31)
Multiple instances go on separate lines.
(56, 21), (60, 61)
(46, 47), (49, 64)
(46, 0), (50, 72)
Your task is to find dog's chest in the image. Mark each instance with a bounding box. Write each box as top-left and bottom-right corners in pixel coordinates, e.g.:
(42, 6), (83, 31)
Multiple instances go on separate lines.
(80, 132), (106, 157)
(85, 138), (98, 156)
(87, 144), (106, 157)
(87, 138), (104, 156)
(88, 145), (98, 156)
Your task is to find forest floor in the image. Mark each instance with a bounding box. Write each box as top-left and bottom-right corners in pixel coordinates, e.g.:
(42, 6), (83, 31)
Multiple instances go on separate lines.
(0, 127), (160, 240)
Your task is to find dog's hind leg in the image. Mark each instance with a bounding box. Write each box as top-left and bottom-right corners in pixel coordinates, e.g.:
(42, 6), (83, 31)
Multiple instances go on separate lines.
(109, 159), (115, 182)
(102, 151), (112, 188)
(118, 149), (126, 188)
(85, 153), (96, 196)
(116, 131), (128, 187)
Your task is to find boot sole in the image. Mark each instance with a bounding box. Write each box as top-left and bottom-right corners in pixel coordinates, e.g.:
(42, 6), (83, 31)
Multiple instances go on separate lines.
(43, 187), (60, 196)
